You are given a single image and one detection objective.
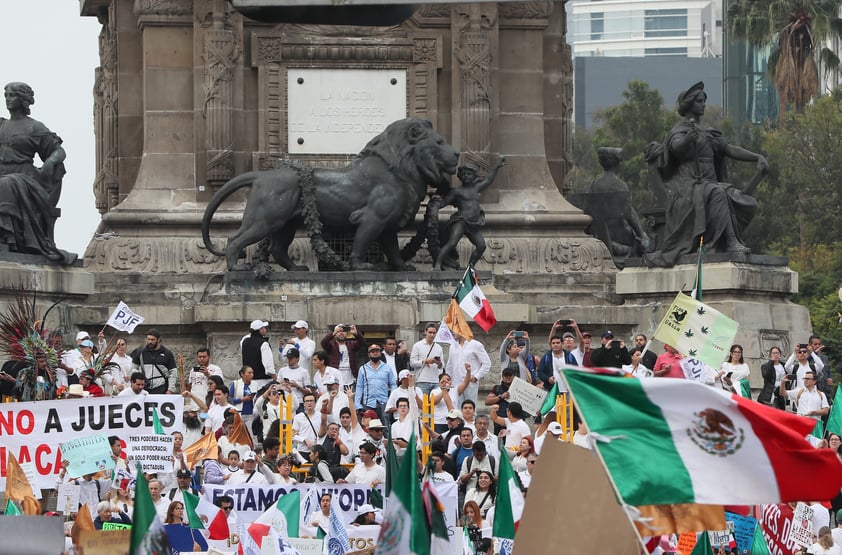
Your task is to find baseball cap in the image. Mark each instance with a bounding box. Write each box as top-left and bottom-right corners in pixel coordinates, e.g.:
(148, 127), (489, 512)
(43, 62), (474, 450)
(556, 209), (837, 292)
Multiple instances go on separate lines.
(80, 339), (95, 348)
(368, 344), (382, 352)
(446, 409), (463, 420)
(562, 332), (575, 340)
(515, 339), (527, 347)
(547, 422), (564, 435)
(286, 348), (300, 359)
(501, 367), (515, 376)
(358, 503), (376, 514)
(176, 469), (192, 478)
(398, 369), (411, 380)
(76, 331), (90, 341)
(292, 320), (309, 330)
(250, 320), (269, 331)
(601, 330), (614, 339)
(362, 409), (378, 419)
(243, 450), (257, 461)
(322, 375), (338, 386)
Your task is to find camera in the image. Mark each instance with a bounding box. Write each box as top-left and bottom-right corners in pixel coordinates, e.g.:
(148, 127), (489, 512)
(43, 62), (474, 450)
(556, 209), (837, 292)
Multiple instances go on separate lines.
(611, 340), (621, 348)
(342, 325), (351, 332)
(192, 366), (202, 372)
(785, 373), (797, 389)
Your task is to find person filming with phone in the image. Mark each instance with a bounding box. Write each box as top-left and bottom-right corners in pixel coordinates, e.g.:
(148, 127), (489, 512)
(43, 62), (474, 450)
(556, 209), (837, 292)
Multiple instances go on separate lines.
(590, 330), (631, 369)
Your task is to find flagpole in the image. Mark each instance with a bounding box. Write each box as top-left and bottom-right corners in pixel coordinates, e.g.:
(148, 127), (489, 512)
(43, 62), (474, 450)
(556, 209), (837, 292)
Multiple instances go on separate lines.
(453, 265), (472, 299)
(562, 369), (651, 553)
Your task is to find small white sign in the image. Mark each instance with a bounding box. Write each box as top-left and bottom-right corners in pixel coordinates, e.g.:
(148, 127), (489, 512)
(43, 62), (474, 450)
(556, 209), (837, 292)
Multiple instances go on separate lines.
(287, 69), (407, 155)
(56, 483), (81, 514)
(507, 377), (547, 416)
(17, 461), (41, 499)
(124, 433), (175, 474)
(790, 502), (814, 548)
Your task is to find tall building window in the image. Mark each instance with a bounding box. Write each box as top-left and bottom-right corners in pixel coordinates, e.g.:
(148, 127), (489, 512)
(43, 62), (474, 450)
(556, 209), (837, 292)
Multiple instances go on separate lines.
(644, 47), (688, 56)
(644, 9), (687, 38)
(591, 12), (604, 40)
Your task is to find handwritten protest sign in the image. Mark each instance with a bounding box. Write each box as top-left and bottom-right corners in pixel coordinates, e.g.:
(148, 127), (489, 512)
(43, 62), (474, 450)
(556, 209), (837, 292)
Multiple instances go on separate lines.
(675, 532), (697, 554)
(0, 396), (183, 490)
(79, 529), (131, 555)
(101, 522), (131, 531)
(790, 502), (814, 548)
(17, 461), (41, 499)
(56, 483), (81, 514)
(725, 511), (758, 554)
(60, 433), (114, 477)
(124, 433), (174, 473)
(508, 377), (547, 416)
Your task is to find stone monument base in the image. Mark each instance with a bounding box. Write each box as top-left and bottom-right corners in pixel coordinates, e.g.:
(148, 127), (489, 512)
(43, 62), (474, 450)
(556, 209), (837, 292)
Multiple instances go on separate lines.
(617, 257), (809, 388)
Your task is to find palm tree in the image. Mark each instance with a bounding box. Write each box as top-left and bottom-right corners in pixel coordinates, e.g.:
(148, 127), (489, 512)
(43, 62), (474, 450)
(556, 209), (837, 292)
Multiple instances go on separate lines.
(727, 0), (842, 126)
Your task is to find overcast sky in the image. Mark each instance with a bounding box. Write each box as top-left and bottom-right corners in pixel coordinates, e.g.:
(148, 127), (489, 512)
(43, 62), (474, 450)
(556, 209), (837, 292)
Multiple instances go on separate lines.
(2, 2), (101, 256)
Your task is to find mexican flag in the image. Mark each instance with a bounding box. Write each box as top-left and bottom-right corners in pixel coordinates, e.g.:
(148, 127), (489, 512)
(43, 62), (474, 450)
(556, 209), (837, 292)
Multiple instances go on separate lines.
(183, 489), (230, 540)
(826, 385), (842, 435)
(248, 490), (300, 546)
(375, 431), (428, 555)
(563, 369), (842, 505)
(421, 480), (450, 555)
(653, 292), (738, 371)
(129, 464), (171, 555)
(491, 448), (524, 540)
(454, 268), (496, 332)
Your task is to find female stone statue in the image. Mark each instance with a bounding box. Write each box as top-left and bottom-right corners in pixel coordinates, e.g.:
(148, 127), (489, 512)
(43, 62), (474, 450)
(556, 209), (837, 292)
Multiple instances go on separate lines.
(0, 82), (73, 263)
(643, 81), (768, 267)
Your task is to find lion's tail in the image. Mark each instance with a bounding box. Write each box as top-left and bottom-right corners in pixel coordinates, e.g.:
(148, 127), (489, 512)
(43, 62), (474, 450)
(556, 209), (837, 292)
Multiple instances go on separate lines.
(201, 172), (260, 257)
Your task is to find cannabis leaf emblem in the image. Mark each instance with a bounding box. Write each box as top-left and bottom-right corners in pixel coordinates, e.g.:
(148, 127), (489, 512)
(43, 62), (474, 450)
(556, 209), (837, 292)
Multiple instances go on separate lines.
(684, 330), (694, 338)
(696, 307), (706, 315)
(688, 349), (698, 356)
(701, 326), (709, 335)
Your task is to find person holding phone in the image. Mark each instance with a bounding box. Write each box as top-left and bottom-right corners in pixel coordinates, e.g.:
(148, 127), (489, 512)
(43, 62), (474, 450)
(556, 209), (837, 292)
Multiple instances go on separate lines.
(717, 344), (751, 397)
(589, 330), (631, 369)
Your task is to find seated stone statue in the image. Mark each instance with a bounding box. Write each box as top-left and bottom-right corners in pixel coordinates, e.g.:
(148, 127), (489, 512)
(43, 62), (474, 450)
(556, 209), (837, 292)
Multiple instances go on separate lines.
(643, 81), (767, 267)
(581, 147), (652, 268)
(0, 82), (74, 264)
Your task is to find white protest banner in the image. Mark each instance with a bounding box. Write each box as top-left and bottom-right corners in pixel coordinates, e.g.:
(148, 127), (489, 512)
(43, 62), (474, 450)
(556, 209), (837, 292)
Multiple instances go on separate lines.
(507, 377), (548, 416)
(680, 357), (706, 383)
(0, 395), (183, 490)
(124, 433), (174, 474)
(60, 433), (115, 477)
(106, 301), (145, 333)
(289, 538), (324, 555)
(790, 502), (814, 548)
(56, 483), (81, 514)
(17, 461), (42, 499)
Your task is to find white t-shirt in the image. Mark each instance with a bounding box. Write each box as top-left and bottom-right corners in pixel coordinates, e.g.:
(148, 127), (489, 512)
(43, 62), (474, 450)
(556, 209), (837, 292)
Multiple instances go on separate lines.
(279, 366), (311, 407)
(502, 418), (531, 451)
(430, 387), (459, 425)
(188, 363), (223, 404)
(227, 469), (269, 486)
(345, 463), (386, 485)
(117, 388), (148, 398)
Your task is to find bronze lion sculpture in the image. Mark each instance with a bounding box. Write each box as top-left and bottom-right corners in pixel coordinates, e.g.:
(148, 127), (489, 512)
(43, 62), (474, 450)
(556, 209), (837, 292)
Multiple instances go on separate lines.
(201, 118), (459, 271)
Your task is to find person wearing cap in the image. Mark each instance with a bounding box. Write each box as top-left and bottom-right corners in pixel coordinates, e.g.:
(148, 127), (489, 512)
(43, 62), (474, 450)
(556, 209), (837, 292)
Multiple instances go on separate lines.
(72, 339), (98, 381)
(458, 440), (498, 492)
(240, 319), (276, 389)
(228, 450), (269, 485)
(280, 320), (317, 372)
(164, 469), (198, 515)
(590, 330), (631, 369)
(130, 329), (178, 394)
(445, 332), (491, 405)
(351, 503), (379, 526)
(534, 419), (564, 454)
(360, 419), (387, 461)
(430, 371), (471, 434)
(187, 347), (223, 404)
(254, 381), (283, 440)
(485, 367), (515, 433)
(317, 374), (352, 425)
(410, 322), (445, 395)
(385, 369), (423, 421)
(311, 350), (342, 393)
(78, 369), (105, 397)
(354, 344), (396, 423)
(321, 324), (365, 384)
(278, 348), (312, 410)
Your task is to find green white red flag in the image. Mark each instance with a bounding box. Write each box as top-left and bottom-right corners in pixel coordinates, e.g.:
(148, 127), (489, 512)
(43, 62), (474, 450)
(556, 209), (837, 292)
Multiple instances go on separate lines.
(563, 368), (842, 505)
(454, 268), (496, 332)
(491, 449), (524, 540)
(248, 490), (300, 546)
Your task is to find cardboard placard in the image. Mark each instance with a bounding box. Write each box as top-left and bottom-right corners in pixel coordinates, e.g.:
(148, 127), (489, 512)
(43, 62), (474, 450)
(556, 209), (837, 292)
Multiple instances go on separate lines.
(56, 482), (81, 514)
(507, 377), (548, 416)
(78, 529), (131, 555)
(675, 532), (697, 554)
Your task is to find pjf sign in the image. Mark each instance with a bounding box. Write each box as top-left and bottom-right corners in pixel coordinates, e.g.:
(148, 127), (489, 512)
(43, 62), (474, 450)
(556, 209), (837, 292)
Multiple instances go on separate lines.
(106, 301), (144, 333)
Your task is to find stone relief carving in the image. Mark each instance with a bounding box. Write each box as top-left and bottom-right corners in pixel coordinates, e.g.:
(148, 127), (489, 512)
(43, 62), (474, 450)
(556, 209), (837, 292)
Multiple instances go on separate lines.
(498, 2), (553, 19)
(412, 38), (439, 64)
(84, 238), (228, 273)
(203, 28), (241, 184)
(453, 4), (497, 168)
(134, 0), (192, 16)
(93, 2), (119, 214)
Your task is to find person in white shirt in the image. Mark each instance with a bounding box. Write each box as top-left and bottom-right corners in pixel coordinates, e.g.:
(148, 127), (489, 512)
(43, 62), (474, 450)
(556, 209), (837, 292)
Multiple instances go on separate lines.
(339, 442), (386, 487)
(446, 334), (492, 405)
(278, 348), (312, 409)
(102, 337), (133, 395)
(292, 392), (324, 458)
(311, 351), (342, 395)
(227, 450), (269, 485)
(205, 388), (235, 434)
(117, 372), (149, 397)
(534, 420), (564, 454)
(390, 397), (419, 458)
(489, 401), (532, 456)
(385, 370), (423, 421)
(780, 371), (829, 421)
(148, 479), (170, 521)
(280, 320), (317, 372)
(410, 323), (445, 395)
(473, 414), (500, 461)
(187, 348), (223, 404)
(427, 451), (455, 483)
(785, 345), (824, 390)
(317, 377), (351, 424)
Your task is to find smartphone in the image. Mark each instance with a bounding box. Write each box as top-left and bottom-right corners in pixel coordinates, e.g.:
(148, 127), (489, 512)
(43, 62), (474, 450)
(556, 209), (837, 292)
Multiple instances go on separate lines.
(611, 340), (621, 348)
(513, 331), (524, 338)
(725, 372), (733, 379)
(342, 325), (351, 332)
(557, 319), (571, 326)
(283, 378), (290, 383)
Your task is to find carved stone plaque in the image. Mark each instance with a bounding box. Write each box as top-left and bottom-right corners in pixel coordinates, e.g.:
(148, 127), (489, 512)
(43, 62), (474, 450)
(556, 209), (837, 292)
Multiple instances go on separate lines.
(287, 68), (407, 154)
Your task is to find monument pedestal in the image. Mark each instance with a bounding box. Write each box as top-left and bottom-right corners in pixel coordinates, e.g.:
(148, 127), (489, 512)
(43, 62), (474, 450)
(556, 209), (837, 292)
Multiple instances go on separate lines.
(0, 258), (95, 326)
(617, 256), (810, 385)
